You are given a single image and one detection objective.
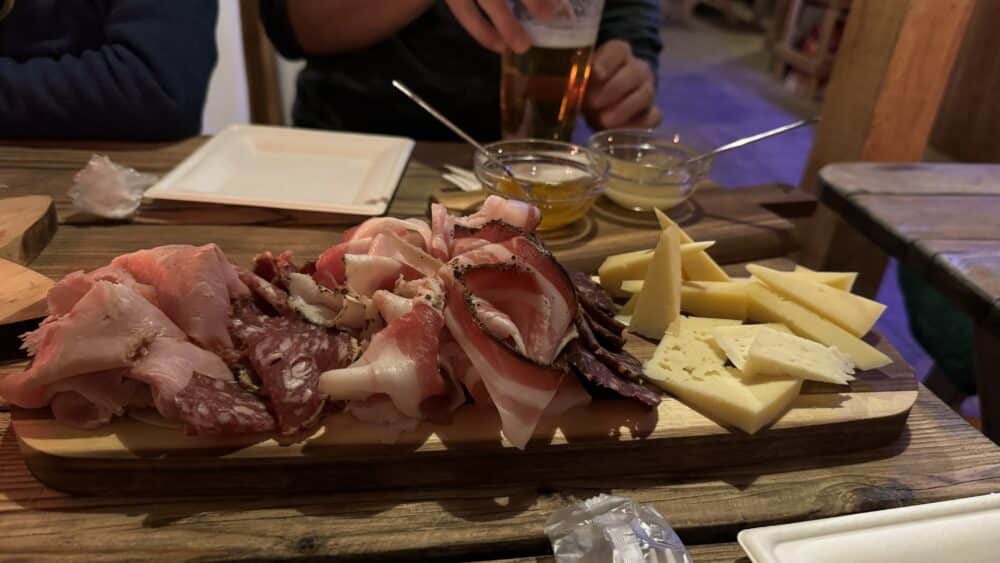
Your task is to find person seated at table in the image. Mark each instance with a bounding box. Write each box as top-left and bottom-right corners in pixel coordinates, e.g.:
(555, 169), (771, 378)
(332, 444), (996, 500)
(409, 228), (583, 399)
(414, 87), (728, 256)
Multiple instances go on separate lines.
(0, 0), (218, 141)
(259, 0), (662, 140)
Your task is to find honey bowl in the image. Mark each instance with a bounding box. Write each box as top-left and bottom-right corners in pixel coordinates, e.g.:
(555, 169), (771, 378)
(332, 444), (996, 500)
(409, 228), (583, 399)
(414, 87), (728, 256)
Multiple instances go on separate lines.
(474, 139), (609, 231)
(587, 129), (712, 211)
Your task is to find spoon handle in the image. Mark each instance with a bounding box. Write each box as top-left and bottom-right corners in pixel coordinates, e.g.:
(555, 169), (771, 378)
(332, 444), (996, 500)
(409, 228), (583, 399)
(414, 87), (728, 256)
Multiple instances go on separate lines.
(687, 117), (820, 164)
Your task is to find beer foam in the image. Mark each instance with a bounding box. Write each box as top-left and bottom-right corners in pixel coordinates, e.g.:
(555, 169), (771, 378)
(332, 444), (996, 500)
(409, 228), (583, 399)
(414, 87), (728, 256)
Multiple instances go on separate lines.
(524, 19), (600, 49)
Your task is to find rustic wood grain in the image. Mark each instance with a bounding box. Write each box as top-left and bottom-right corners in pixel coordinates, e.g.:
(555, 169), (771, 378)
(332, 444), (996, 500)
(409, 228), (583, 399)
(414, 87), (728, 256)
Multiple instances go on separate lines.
(798, 0), (974, 296)
(8, 333), (916, 497)
(0, 388), (997, 561)
(486, 542), (748, 563)
(0, 142), (810, 278)
(0, 260), (52, 325)
(0, 196), (57, 265)
(931, 0), (1000, 163)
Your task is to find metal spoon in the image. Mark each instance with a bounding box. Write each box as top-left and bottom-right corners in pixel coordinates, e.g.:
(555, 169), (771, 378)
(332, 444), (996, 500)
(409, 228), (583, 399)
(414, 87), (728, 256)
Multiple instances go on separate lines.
(391, 80), (530, 194)
(684, 117), (820, 165)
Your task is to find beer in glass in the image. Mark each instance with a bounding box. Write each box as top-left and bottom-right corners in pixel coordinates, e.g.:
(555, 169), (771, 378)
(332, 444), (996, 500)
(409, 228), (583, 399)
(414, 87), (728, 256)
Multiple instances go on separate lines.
(500, 0), (604, 140)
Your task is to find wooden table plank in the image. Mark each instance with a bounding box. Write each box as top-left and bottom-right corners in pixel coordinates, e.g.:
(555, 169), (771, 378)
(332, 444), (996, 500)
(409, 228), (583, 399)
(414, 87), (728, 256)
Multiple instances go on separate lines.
(487, 542), (749, 562)
(1, 388), (998, 561)
(0, 141), (810, 277)
(820, 162), (1000, 196)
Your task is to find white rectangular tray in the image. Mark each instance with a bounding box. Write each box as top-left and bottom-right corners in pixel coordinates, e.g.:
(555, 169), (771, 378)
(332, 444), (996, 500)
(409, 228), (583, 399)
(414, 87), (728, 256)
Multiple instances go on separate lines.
(738, 494), (1000, 563)
(145, 125), (414, 216)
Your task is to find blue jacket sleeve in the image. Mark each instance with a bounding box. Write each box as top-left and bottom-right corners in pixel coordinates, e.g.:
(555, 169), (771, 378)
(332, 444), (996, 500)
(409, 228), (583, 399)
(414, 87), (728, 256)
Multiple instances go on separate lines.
(599, 0), (663, 78)
(0, 0), (219, 141)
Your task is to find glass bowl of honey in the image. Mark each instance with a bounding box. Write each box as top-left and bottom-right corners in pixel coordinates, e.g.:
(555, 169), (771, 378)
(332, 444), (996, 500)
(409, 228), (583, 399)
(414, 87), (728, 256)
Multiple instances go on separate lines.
(474, 140), (610, 231)
(587, 129), (712, 211)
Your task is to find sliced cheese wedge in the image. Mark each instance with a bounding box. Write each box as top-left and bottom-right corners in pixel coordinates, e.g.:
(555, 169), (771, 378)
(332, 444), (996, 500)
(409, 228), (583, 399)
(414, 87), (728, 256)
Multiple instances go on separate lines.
(743, 328), (854, 385)
(748, 264), (886, 337)
(620, 279), (643, 294)
(681, 241), (715, 255)
(711, 323), (793, 370)
(792, 265), (858, 292)
(745, 282), (892, 371)
(681, 280), (752, 320)
(644, 321), (801, 434)
(654, 208), (730, 282)
(598, 248), (654, 297)
(630, 226), (682, 339)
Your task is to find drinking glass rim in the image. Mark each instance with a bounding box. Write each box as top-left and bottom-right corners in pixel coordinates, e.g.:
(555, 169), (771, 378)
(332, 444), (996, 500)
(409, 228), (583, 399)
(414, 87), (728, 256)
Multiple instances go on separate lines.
(474, 139), (610, 202)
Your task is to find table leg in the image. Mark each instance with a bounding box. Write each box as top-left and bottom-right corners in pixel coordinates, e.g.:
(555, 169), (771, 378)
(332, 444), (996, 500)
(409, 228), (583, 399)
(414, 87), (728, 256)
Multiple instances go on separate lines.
(974, 325), (1000, 444)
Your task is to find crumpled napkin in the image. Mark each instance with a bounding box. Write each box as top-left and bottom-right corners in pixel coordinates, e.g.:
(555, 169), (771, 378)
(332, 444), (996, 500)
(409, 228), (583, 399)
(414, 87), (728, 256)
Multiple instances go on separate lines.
(68, 154), (158, 219)
(545, 494), (692, 563)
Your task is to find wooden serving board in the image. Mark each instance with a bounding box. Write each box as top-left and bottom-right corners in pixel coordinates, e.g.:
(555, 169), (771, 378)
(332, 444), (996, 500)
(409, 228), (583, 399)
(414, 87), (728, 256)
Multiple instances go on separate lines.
(10, 332), (917, 497)
(0, 259), (53, 325)
(0, 195), (57, 265)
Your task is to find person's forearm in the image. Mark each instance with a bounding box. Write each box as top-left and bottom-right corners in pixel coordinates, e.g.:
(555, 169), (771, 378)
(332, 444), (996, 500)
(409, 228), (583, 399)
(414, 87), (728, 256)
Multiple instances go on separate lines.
(287, 0), (434, 54)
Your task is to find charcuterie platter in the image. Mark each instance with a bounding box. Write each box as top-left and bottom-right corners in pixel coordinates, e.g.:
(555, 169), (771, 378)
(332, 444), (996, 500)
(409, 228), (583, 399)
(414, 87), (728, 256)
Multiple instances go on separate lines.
(3, 196), (916, 496)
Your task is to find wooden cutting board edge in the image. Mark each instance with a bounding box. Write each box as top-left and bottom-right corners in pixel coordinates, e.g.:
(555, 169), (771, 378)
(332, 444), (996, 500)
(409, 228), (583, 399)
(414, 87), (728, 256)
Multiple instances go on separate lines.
(0, 195), (57, 265)
(10, 336), (918, 497)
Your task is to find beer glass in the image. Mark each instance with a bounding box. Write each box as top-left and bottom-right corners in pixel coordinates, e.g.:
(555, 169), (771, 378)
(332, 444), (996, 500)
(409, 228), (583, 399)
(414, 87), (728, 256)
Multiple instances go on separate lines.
(500, 0), (605, 141)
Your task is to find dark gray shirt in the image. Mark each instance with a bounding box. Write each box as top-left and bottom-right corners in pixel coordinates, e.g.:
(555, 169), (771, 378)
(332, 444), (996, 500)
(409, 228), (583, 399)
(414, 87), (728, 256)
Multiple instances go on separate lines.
(261, 1), (661, 140)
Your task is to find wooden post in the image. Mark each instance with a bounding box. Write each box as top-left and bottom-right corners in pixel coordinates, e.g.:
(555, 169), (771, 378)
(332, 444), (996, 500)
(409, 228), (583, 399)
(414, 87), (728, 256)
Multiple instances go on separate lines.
(239, 0), (285, 126)
(799, 0), (973, 297)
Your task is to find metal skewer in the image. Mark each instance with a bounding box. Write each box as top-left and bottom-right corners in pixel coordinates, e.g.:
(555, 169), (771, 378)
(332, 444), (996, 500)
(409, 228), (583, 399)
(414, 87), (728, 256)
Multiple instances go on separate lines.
(684, 117), (820, 165)
(391, 80), (528, 193)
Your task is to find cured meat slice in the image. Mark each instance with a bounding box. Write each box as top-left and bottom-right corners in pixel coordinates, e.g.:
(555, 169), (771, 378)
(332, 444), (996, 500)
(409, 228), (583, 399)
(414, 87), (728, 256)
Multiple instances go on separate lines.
(111, 244), (249, 354)
(543, 373), (593, 416)
(129, 338), (238, 418)
(44, 370), (142, 429)
(439, 329), (490, 406)
(2, 282), (186, 406)
(454, 237), (577, 365)
(563, 341), (660, 407)
(286, 273), (376, 333)
(252, 250), (299, 289)
(429, 203), (453, 261)
(241, 313), (356, 435)
(344, 255), (405, 296)
(574, 312), (644, 381)
(568, 270), (617, 318)
(451, 220), (527, 256)
(455, 195), (542, 232)
(368, 232), (444, 278)
(581, 308), (625, 351)
(318, 300), (448, 418)
(442, 269), (564, 449)
(315, 237), (373, 289)
(46, 265), (158, 316)
(342, 217), (433, 252)
(372, 290), (413, 323)
(238, 269), (290, 315)
(174, 373), (276, 435)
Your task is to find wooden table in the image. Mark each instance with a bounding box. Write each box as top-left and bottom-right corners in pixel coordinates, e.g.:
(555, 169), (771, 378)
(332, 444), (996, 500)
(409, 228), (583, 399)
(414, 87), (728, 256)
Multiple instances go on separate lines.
(1, 141), (999, 561)
(819, 163), (1000, 441)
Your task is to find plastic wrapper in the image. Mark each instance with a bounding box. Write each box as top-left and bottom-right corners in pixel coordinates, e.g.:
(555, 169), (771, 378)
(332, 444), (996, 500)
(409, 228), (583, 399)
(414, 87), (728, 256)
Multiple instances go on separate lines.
(545, 494), (692, 563)
(69, 154), (158, 219)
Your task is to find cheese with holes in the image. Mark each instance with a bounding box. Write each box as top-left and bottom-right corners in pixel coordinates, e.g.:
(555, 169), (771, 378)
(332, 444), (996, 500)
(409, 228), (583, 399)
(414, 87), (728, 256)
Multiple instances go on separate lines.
(681, 280), (752, 320)
(598, 248), (654, 297)
(630, 227), (682, 339)
(644, 318), (801, 434)
(748, 264), (886, 337)
(792, 266), (857, 291)
(654, 208), (730, 281)
(711, 323), (793, 370)
(746, 282), (892, 370)
(743, 328), (854, 384)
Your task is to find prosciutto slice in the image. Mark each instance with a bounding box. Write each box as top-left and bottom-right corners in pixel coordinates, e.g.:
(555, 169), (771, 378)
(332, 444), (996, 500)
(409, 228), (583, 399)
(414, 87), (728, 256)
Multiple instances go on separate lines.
(455, 195), (542, 232)
(111, 244), (249, 354)
(318, 300), (449, 419)
(46, 265), (158, 316)
(442, 269), (565, 449)
(341, 216), (433, 252)
(315, 237), (373, 289)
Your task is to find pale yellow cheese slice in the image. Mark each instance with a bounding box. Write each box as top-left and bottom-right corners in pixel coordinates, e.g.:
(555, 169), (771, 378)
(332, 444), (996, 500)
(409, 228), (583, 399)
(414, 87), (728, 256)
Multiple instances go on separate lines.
(745, 282), (892, 371)
(620, 279), (643, 294)
(654, 208), (730, 282)
(681, 280), (752, 320)
(743, 328), (855, 385)
(644, 320), (801, 434)
(792, 265), (858, 292)
(630, 227), (682, 339)
(711, 323), (793, 370)
(681, 241), (715, 255)
(598, 248), (654, 297)
(748, 264), (886, 337)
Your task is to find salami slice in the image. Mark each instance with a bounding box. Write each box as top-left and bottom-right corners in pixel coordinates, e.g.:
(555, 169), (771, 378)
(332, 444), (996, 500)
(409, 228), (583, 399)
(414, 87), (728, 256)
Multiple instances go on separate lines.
(174, 373), (276, 435)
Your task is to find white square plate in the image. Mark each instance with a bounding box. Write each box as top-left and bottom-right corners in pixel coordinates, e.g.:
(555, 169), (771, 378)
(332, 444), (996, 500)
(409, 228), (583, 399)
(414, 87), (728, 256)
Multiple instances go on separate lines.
(738, 494), (1000, 563)
(145, 125), (414, 216)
